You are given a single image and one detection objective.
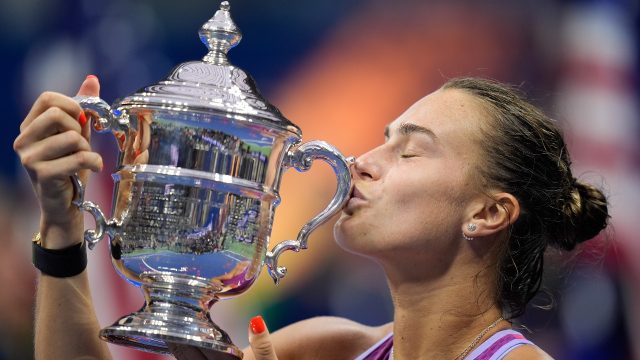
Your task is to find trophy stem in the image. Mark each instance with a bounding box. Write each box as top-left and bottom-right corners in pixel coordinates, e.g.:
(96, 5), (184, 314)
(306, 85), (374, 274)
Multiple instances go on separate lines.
(99, 274), (243, 359)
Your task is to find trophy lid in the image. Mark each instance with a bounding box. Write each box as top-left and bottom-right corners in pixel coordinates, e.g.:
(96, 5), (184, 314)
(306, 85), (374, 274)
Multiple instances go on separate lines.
(117, 1), (301, 137)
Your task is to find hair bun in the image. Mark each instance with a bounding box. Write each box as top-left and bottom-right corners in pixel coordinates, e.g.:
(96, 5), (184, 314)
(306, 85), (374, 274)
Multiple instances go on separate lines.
(552, 180), (609, 250)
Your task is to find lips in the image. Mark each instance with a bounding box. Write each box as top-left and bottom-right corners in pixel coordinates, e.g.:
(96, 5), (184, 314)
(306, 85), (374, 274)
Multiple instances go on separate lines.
(351, 186), (366, 201)
(344, 185), (367, 215)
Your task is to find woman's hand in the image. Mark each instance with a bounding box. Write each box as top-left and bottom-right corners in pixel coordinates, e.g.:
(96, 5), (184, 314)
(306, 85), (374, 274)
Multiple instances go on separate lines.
(13, 76), (103, 249)
(170, 315), (278, 360)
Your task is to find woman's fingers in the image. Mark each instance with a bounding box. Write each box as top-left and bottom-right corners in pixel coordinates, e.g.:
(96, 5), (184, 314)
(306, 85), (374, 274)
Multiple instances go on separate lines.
(15, 106), (83, 149)
(17, 131), (100, 187)
(15, 76), (103, 178)
(21, 91), (83, 132)
(16, 122), (101, 175)
(31, 151), (103, 179)
(248, 316), (278, 360)
(22, 130), (92, 163)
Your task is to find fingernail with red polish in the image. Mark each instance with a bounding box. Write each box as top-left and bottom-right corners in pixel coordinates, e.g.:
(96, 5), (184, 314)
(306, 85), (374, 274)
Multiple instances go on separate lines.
(78, 111), (87, 126)
(249, 315), (267, 334)
(86, 74), (98, 80)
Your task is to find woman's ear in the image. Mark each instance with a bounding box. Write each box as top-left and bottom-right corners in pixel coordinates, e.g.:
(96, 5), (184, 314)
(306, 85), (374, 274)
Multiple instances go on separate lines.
(463, 193), (520, 239)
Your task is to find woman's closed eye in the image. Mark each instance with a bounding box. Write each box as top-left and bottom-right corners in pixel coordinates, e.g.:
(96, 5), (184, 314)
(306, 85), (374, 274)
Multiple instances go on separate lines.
(399, 144), (429, 158)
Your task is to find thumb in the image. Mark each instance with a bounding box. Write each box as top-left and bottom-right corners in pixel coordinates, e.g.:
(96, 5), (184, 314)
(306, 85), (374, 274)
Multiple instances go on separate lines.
(75, 74), (101, 143)
(76, 74), (100, 97)
(248, 315), (278, 360)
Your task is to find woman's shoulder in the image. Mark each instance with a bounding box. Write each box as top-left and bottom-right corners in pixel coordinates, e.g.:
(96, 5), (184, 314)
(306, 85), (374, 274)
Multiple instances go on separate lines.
(502, 344), (555, 360)
(268, 316), (392, 360)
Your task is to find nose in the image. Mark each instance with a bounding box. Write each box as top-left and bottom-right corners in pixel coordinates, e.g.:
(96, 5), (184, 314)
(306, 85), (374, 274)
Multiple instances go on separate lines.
(353, 149), (382, 181)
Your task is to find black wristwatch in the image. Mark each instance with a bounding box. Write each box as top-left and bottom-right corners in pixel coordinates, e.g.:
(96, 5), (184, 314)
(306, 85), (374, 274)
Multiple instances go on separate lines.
(32, 233), (87, 278)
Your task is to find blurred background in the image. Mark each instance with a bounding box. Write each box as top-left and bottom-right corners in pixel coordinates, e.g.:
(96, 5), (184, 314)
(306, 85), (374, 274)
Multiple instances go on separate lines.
(1, 0), (638, 359)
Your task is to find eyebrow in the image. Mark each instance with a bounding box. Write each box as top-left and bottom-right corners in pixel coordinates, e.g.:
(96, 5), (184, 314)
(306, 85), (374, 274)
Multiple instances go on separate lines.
(384, 122), (438, 141)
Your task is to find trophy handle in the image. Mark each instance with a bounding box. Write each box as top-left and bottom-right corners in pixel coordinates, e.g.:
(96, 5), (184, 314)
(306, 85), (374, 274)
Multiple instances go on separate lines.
(265, 140), (354, 284)
(70, 96), (128, 249)
(71, 175), (117, 249)
(73, 96), (130, 134)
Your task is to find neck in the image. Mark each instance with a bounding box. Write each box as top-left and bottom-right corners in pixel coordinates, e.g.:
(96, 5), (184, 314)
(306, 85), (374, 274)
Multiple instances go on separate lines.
(384, 256), (510, 360)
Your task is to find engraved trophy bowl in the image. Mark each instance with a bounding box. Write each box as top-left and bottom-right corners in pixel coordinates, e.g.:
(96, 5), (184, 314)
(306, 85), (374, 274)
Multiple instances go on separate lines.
(71, 2), (353, 358)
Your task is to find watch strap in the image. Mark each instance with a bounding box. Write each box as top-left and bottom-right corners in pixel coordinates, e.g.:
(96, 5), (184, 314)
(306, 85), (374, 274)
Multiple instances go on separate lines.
(32, 235), (87, 278)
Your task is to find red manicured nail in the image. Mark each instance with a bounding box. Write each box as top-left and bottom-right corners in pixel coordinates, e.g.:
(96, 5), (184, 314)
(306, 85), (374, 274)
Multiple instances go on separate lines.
(86, 74), (98, 80)
(78, 111), (87, 126)
(249, 315), (267, 334)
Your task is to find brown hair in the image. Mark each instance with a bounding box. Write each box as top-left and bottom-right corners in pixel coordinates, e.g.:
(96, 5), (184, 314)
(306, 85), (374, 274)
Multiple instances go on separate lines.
(442, 77), (610, 318)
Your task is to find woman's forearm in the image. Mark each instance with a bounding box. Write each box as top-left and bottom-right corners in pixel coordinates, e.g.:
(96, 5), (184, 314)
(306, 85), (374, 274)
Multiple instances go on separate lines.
(34, 222), (111, 360)
(35, 270), (112, 360)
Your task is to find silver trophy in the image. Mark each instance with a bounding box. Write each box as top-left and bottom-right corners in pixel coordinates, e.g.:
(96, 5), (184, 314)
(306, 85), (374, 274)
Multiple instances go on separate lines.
(71, 2), (352, 358)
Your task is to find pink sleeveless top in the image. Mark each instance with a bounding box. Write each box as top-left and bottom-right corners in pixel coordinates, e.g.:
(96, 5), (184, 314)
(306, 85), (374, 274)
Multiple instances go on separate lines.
(354, 329), (533, 360)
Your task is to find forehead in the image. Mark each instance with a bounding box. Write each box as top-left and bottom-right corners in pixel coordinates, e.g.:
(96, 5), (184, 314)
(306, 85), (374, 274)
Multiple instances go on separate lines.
(389, 89), (488, 137)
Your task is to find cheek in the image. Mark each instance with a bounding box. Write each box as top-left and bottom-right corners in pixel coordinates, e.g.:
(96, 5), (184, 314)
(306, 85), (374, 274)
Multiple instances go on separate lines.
(384, 185), (461, 246)
(393, 167), (472, 238)
(388, 170), (465, 219)
(334, 173), (466, 255)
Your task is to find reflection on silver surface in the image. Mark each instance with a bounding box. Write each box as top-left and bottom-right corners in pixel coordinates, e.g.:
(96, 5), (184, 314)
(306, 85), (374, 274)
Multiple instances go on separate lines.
(114, 179), (268, 294)
(71, 2), (352, 358)
(108, 107), (284, 298)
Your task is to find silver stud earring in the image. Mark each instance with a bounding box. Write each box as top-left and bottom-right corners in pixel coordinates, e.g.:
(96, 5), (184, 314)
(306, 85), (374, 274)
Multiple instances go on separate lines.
(463, 223), (476, 241)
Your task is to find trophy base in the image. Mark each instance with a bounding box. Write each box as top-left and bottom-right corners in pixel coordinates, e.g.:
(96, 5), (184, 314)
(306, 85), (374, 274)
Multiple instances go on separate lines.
(100, 308), (243, 359)
(100, 274), (243, 358)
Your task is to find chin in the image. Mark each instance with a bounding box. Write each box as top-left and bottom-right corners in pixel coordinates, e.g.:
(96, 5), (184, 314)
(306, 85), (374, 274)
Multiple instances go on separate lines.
(333, 212), (373, 255)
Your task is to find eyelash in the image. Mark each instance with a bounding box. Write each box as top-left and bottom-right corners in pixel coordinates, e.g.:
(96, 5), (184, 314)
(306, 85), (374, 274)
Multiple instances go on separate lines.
(400, 154), (417, 158)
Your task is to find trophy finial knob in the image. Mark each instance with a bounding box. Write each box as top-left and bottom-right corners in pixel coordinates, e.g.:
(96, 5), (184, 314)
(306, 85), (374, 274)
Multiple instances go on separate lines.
(199, 1), (242, 64)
